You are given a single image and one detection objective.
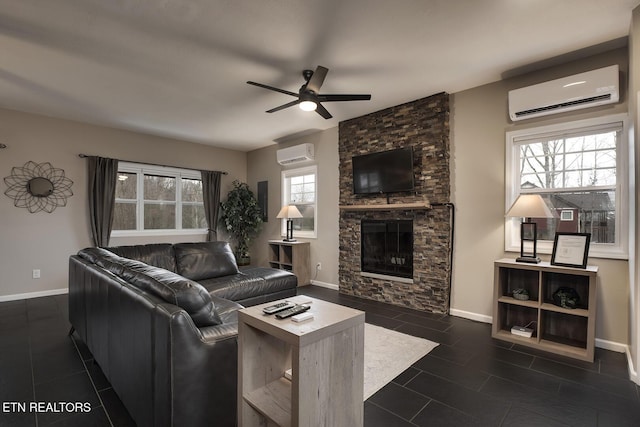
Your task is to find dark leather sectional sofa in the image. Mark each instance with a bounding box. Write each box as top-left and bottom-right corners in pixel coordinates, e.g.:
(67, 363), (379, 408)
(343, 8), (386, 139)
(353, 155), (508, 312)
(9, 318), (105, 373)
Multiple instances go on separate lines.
(68, 241), (297, 427)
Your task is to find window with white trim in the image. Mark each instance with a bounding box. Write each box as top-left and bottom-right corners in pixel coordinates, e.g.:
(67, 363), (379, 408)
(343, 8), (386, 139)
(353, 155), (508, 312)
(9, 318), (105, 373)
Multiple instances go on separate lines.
(281, 165), (317, 238)
(112, 162), (206, 235)
(505, 114), (628, 259)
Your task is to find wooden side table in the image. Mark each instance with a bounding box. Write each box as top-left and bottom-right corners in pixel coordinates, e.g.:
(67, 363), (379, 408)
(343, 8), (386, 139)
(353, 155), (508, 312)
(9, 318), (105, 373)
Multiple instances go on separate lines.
(238, 295), (365, 427)
(267, 240), (311, 286)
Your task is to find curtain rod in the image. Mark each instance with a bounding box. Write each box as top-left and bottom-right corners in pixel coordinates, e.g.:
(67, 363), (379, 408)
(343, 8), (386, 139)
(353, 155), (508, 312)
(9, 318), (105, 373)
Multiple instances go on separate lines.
(78, 154), (228, 175)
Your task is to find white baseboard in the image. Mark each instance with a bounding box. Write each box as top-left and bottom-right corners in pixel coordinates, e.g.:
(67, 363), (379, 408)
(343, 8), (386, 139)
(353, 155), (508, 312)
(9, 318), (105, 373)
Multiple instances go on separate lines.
(595, 338), (627, 353)
(449, 308), (492, 324)
(626, 347), (639, 386)
(309, 280), (339, 290)
(0, 288), (68, 302)
(449, 308), (633, 359)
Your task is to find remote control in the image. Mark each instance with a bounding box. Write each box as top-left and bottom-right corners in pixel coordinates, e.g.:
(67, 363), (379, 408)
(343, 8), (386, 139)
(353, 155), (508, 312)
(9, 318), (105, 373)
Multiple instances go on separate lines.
(275, 304), (311, 319)
(262, 302), (296, 315)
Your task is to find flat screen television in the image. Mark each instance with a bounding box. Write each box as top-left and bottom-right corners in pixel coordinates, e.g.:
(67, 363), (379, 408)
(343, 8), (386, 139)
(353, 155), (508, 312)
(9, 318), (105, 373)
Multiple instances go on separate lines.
(352, 147), (414, 194)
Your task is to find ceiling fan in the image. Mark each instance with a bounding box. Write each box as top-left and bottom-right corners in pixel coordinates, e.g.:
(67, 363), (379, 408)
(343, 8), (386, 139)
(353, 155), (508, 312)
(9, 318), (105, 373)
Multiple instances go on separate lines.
(247, 65), (371, 119)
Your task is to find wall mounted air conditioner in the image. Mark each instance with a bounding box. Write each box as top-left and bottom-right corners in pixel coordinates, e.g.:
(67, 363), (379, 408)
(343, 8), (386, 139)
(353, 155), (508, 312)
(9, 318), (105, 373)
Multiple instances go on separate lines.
(276, 143), (315, 165)
(508, 65), (619, 121)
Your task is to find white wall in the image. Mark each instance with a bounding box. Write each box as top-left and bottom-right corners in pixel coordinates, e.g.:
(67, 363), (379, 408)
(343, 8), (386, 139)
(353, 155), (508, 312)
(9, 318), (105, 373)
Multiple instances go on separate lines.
(247, 128), (340, 288)
(629, 6), (640, 384)
(450, 47), (631, 346)
(0, 108), (246, 300)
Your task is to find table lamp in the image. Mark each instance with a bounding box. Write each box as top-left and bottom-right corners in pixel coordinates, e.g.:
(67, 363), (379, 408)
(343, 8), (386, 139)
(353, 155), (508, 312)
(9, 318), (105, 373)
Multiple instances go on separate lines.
(506, 194), (554, 263)
(277, 205), (303, 242)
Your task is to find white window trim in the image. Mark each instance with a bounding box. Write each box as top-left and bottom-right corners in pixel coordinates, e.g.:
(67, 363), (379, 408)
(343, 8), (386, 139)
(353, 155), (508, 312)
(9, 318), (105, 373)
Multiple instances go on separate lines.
(560, 210), (574, 221)
(505, 113), (629, 260)
(111, 162), (207, 237)
(281, 165), (318, 239)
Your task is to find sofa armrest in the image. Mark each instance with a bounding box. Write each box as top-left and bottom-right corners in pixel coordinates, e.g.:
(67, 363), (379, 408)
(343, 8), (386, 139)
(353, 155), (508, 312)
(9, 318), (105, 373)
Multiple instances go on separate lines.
(152, 303), (239, 427)
(199, 323), (239, 341)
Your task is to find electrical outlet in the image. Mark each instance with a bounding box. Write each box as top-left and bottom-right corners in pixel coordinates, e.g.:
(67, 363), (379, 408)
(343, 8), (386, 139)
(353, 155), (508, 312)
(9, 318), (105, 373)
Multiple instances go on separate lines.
(32, 269), (41, 279)
(316, 262), (322, 271)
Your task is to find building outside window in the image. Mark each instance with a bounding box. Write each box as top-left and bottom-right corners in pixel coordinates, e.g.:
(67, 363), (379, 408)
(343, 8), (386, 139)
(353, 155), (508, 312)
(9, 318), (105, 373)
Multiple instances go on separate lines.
(505, 114), (628, 259)
(112, 162), (206, 235)
(281, 165), (317, 238)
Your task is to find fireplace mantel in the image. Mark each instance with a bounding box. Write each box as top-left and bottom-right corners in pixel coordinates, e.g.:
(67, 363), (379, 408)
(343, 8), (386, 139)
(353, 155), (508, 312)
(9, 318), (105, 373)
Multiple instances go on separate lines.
(339, 202), (431, 211)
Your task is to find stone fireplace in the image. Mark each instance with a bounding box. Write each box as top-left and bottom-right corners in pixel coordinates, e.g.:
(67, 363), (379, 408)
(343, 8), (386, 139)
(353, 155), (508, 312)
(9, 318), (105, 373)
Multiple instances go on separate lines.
(338, 93), (451, 313)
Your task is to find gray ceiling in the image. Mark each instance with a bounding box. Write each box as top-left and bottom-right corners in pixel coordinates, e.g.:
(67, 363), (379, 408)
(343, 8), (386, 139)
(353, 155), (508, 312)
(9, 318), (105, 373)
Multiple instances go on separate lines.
(1, 0), (639, 151)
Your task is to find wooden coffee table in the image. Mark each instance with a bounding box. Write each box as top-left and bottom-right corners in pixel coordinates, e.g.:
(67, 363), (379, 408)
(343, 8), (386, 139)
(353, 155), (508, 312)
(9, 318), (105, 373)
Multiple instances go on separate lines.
(238, 295), (365, 427)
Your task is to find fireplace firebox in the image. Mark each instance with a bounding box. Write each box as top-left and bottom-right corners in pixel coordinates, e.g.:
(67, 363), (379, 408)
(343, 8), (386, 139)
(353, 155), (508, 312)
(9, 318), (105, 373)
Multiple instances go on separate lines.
(361, 220), (413, 279)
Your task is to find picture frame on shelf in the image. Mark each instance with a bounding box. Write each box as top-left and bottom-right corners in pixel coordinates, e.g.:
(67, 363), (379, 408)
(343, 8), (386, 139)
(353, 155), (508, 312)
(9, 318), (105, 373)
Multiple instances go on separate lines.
(551, 232), (591, 269)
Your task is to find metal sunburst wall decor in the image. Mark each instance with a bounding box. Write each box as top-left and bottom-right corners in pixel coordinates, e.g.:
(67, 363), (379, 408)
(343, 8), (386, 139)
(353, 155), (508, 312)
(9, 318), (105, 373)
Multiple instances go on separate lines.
(4, 161), (74, 213)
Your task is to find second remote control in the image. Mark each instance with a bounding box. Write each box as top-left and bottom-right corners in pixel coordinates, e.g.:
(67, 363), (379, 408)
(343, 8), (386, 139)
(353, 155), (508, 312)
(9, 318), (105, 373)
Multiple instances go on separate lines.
(275, 304), (311, 319)
(263, 302), (295, 315)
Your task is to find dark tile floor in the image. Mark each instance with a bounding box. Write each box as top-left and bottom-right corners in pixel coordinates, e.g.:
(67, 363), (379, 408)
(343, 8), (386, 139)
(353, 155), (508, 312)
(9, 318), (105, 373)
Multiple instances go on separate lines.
(1, 286), (639, 426)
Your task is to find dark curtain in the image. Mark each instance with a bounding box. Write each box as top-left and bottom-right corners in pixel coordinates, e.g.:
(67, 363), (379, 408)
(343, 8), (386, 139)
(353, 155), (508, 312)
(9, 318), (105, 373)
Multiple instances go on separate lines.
(88, 156), (119, 247)
(201, 170), (222, 241)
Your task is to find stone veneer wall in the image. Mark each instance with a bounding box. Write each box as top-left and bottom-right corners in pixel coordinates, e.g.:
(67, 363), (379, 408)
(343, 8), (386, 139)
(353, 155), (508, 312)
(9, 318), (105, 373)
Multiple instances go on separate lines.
(338, 93), (451, 313)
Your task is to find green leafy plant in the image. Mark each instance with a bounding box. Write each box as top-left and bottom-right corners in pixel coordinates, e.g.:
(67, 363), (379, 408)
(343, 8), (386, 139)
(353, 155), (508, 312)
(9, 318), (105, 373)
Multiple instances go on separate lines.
(219, 180), (263, 264)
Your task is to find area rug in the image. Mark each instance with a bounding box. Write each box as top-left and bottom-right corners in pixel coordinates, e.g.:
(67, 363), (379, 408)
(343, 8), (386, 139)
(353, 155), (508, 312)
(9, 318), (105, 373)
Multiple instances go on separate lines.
(363, 323), (438, 400)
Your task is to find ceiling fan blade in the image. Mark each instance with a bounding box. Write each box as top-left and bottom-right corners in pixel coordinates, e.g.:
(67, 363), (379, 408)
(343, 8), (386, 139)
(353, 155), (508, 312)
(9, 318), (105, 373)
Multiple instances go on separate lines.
(306, 66), (328, 93)
(266, 99), (301, 113)
(247, 81), (298, 97)
(318, 94), (371, 102)
(315, 103), (333, 119)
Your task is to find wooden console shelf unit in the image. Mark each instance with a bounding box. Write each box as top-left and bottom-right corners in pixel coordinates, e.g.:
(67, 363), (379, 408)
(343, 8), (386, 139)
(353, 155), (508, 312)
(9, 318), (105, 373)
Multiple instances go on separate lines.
(492, 258), (598, 362)
(268, 240), (310, 286)
(339, 202), (431, 211)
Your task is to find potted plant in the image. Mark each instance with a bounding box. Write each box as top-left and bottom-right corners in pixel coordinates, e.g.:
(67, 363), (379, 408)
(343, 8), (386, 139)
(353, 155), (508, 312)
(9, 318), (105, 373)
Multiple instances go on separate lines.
(219, 180), (263, 265)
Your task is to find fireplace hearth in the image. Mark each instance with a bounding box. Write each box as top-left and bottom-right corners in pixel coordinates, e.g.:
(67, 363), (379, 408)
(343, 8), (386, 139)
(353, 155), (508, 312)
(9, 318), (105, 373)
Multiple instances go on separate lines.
(361, 219), (413, 279)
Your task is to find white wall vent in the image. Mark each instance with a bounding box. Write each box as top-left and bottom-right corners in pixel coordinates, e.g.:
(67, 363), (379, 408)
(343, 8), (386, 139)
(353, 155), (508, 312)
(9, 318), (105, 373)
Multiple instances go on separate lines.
(276, 143), (315, 165)
(508, 65), (619, 121)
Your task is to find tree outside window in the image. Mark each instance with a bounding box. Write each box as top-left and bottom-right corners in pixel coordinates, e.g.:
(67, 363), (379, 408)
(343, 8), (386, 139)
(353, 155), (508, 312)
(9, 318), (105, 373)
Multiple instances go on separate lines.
(282, 165), (317, 238)
(518, 129), (617, 243)
(506, 115), (628, 259)
(113, 163), (205, 234)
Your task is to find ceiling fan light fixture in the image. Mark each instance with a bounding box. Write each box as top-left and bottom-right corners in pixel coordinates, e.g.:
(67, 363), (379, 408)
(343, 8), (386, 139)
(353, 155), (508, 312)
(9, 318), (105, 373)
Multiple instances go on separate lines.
(299, 100), (317, 111)
(247, 65), (370, 119)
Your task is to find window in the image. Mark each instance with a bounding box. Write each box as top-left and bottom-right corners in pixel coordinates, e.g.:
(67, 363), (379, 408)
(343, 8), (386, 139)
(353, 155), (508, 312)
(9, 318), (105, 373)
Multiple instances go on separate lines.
(112, 162), (206, 235)
(560, 210), (574, 221)
(282, 165), (317, 238)
(505, 114), (628, 259)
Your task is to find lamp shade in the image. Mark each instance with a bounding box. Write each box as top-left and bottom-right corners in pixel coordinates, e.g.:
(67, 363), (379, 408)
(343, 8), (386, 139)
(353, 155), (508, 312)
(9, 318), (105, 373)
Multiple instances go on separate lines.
(276, 205), (303, 219)
(506, 194), (554, 218)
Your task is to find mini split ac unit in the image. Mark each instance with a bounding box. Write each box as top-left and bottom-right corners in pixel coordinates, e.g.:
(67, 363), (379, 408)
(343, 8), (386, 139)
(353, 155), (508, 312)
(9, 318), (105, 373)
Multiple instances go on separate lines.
(276, 143), (315, 165)
(508, 65), (619, 121)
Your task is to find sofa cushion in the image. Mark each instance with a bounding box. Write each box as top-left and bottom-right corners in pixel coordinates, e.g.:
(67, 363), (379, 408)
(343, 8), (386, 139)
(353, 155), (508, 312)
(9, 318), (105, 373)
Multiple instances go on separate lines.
(118, 259), (222, 327)
(199, 268), (297, 302)
(210, 295), (243, 325)
(199, 273), (265, 301)
(173, 242), (239, 281)
(106, 243), (177, 272)
(78, 248), (222, 327)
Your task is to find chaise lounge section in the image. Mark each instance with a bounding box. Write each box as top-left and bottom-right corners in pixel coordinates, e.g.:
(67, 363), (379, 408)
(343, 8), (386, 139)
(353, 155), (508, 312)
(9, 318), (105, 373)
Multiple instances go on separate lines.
(68, 241), (297, 427)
